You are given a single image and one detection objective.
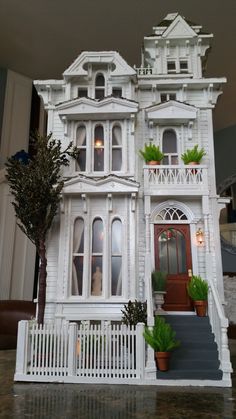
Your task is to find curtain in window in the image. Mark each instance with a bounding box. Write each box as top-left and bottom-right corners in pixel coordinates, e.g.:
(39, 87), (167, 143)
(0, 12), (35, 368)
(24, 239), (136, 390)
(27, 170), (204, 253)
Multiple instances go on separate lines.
(72, 218), (84, 295)
(76, 126), (86, 171)
(111, 219), (122, 295)
(112, 125), (122, 171)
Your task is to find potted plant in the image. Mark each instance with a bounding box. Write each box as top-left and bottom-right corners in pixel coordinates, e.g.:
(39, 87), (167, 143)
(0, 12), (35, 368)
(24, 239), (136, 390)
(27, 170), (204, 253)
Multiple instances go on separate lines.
(121, 300), (147, 326)
(152, 270), (167, 313)
(181, 145), (206, 165)
(143, 316), (180, 371)
(139, 143), (164, 165)
(187, 275), (209, 316)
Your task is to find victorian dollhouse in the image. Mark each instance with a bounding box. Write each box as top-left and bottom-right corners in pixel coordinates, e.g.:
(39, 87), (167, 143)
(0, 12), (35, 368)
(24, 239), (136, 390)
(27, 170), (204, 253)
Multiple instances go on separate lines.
(24, 13), (231, 385)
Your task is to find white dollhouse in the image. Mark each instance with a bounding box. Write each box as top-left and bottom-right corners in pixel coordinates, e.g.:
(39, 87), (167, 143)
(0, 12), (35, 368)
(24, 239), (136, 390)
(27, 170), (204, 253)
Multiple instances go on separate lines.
(34, 12), (227, 323)
(21, 13), (231, 385)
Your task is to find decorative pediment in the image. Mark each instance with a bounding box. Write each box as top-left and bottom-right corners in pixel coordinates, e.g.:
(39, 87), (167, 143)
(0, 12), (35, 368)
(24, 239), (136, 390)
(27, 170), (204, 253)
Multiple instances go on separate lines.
(162, 15), (197, 39)
(146, 100), (197, 124)
(63, 51), (136, 79)
(62, 175), (139, 195)
(57, 97), (138, 120)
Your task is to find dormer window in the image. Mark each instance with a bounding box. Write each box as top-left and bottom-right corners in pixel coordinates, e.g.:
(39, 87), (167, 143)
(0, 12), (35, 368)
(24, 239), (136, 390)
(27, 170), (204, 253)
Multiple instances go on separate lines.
(180, 60), (188, 73)
(112, 88), (122, 98)
(95, 74), (105, 99)
(78, 88), (88, 98)
(160, 93), (176, 102)
(167, 61), (176, 73)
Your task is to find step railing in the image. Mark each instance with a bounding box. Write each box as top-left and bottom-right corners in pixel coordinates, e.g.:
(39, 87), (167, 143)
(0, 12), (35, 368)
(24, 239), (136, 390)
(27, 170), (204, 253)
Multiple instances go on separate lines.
(208, 280), (232, 384)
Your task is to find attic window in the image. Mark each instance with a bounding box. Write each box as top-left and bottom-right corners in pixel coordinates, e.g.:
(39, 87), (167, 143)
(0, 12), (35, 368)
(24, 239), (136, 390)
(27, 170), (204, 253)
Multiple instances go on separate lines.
(167, 61), (176, 73)
(160, 93), (176, 102)
(180, 60), (188, 73)
(112, 88), (122, 98)
(78, 88), (88, 98)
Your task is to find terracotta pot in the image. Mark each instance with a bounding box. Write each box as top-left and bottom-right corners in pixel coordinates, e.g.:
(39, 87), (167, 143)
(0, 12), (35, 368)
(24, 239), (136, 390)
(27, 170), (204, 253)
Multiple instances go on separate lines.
(155, 351), (170, 371)
(147, 160), (160, 165)
(188, 161), (198, 174)
(194, 300), (207, 317)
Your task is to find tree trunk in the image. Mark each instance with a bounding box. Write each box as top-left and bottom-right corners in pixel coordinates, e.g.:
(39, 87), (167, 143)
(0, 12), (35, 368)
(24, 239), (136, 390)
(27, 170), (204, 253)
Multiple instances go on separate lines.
(37, 239), (47, 325)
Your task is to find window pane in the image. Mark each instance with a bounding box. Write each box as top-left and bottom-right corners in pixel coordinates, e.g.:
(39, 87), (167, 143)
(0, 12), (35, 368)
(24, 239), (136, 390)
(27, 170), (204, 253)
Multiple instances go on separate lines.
(72, 256), (83, 295)
(112, 149), (122, 171)
(92, 219), (103, 253)
(96, 74), (105, 86)
(76, 150), (86, 171)
(112, 88), (122, 98)
(163, 130), (177, 153)
(112, 126), (121, 145)
(160, 94), (167, 102)
(77, 126), (86, 146)
(73, 218), (84, 253)
(169, 94), (176, 101)
(76, 126), (86, 172)
(94, 126), (104, 171)
(95, 89), (105, 100)
(94, 148), (104, 171)
(167, 61), (176, 72)
(78, 88), (88, 98)
(158, 229), (187, 274)
(111, 257), (122, 295)
(112, 219), (122, 253)
(91, 258), (103, 295)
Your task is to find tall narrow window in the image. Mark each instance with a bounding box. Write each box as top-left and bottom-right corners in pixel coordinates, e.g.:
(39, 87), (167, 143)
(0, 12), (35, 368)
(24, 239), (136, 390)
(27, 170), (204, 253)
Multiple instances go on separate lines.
(95, 73), (105, 99)
(94, 125), (104, 171)
(72, 218), (84, 295)
(91, 218), (103, 296)
(76, 125), (86, 171)
(112, 125), (122, 171)
(111, 219), (122, 296)
(162, 129), (178, 165)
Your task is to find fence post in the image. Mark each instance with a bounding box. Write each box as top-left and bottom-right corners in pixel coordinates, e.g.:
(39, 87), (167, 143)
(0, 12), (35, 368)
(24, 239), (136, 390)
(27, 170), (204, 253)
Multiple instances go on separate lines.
(68, 322), (78, 377)
(136, 323), (145, 380)
(14, 320), (29, 379)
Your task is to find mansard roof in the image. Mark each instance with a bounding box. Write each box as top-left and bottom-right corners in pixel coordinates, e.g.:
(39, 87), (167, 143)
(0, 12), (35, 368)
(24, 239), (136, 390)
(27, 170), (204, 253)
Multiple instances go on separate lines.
(62, 175), (139, 195)
(145, 100), (197, 123)
(57, 96), (138, 120)
(63, 51), (136, 79)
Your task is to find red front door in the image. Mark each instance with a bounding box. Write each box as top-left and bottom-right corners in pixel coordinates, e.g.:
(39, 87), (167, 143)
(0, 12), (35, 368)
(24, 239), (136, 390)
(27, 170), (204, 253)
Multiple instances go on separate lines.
(154, 224), (194, 311)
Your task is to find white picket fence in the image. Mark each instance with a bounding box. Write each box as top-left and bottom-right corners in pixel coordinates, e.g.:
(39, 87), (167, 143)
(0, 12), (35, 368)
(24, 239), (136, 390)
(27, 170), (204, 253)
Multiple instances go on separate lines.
(14, 321), (145, 384)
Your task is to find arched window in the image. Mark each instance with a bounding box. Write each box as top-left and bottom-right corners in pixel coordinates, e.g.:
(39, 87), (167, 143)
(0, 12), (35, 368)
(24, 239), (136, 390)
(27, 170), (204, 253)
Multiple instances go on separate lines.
(162, 129), (178, 165)
(111, 219), (122, 296)
(91, 218), (103, 296)
(112, 125), (122, 171)
(72, 218), (84, 295)
(94, 125), (104, 171)
(76, 125), (86, 171)
(95, 73), (105, 99)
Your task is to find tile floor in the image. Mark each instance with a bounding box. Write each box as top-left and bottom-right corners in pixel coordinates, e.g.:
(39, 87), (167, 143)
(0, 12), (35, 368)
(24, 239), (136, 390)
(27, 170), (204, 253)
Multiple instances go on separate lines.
(0, 344), (236, 419)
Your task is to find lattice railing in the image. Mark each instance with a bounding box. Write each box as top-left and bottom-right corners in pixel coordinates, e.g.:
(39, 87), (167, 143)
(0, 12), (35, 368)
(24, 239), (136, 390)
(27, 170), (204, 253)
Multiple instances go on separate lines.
(144, 165), (208, 192)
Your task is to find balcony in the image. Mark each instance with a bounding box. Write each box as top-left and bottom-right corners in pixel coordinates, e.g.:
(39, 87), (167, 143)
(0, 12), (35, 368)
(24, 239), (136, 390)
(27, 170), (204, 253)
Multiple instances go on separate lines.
(143, 165), (209, 196)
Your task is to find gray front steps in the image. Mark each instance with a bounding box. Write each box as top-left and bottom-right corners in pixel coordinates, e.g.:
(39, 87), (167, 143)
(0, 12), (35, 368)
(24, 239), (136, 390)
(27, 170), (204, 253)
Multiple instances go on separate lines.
(156, 314), (223, 380)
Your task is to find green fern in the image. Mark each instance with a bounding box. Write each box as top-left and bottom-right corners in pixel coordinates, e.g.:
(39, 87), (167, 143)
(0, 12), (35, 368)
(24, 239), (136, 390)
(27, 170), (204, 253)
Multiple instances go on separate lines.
(181, 145), (206, 164)
(187, 275), (208, 301)
(139, 143), (164, 162)
(143, 316), (180, 352)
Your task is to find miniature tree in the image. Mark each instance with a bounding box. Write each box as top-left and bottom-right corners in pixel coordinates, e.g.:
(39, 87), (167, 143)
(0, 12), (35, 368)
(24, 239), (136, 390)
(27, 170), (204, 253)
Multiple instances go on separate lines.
(5, 132), (79, 325)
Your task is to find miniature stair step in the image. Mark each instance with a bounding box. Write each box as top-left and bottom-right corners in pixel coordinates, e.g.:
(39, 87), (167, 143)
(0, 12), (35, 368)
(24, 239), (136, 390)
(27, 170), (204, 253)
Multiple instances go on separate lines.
(154, 314), (223, 381)
(156, 369), (223, 380)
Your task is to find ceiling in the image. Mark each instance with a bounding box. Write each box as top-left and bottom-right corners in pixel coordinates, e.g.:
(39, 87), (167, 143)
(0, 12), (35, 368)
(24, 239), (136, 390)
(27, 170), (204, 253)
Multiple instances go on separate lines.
(0, 0), (235, 131)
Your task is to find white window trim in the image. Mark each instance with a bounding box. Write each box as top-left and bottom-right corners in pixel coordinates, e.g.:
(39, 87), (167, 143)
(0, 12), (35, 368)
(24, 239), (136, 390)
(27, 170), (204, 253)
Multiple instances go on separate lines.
(161, 126), (179, 165)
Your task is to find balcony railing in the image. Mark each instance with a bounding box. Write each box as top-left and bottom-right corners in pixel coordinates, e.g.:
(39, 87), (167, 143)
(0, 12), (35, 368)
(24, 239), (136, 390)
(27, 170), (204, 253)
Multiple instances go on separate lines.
(143, 165), (208, 196)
